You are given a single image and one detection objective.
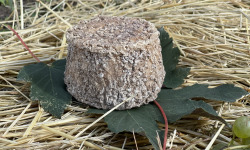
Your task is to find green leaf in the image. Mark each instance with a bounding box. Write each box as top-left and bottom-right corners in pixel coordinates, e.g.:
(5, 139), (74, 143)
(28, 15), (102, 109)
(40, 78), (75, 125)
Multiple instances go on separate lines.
(88, 105), (162, 150)
(158, 27), (190, 88)
(156, 84), (248, 123)
(17, 59), (72, 118)
(88, 84), (248, 149)
(211, 143), (228, 150)
(157, 84), (248, 103)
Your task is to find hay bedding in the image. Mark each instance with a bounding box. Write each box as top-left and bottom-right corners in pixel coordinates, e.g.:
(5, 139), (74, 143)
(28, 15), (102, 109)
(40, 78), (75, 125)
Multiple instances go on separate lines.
(0, 0), (249, 149)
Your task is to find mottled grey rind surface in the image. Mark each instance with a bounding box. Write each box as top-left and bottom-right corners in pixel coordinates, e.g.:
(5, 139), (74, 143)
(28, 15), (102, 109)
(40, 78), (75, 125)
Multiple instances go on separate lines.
(64, 16), (165, 110)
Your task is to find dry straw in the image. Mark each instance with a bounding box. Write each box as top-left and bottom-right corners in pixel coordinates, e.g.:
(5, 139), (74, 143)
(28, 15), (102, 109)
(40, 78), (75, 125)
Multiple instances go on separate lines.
(0, 0), (249, 149)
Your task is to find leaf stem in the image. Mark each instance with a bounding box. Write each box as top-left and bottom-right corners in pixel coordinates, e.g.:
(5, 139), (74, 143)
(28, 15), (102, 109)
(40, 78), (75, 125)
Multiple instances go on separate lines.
(154, 100), (168, 150)
(7, 25), (40, 62)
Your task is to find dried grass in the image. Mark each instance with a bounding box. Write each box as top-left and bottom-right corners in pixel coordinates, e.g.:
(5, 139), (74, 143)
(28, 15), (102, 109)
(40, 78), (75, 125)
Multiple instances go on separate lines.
(0, 0), (249, 149)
